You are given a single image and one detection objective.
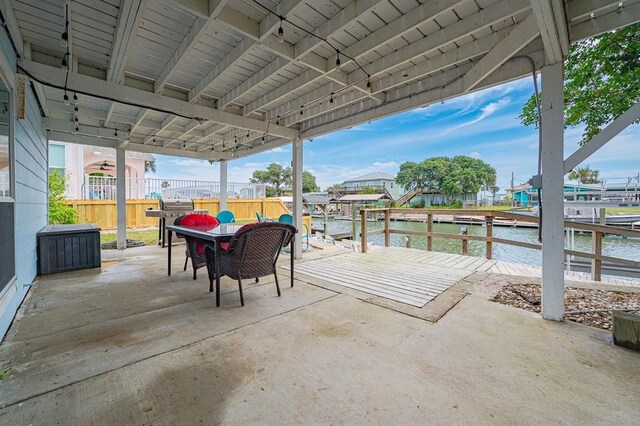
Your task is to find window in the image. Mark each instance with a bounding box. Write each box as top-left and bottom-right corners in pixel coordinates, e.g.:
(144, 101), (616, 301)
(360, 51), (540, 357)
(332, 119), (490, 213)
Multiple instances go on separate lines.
(49, 144), (66, 178)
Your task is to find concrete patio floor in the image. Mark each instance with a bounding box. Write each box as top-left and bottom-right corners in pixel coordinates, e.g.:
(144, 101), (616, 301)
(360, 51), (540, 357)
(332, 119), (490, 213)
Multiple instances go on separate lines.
(0, 244), (639, 424)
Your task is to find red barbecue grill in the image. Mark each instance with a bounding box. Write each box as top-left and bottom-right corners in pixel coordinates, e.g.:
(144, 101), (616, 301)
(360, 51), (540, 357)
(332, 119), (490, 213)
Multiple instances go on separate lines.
(145, 199), (207, 247)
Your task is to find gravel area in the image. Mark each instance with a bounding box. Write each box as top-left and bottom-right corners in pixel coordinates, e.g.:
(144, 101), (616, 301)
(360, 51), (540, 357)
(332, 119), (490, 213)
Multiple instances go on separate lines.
(492, 283), (640, 330)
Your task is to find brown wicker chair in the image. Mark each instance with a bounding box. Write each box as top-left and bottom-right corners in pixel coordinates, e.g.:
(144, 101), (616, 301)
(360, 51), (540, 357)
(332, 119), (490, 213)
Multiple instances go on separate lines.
(175, 214), (219, 280)
(204, 222), (296, 306)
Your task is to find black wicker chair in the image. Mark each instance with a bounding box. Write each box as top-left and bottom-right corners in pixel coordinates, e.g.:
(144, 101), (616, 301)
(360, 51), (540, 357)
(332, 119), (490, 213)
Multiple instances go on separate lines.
(175, 215), (218, 280)
(205, 222), (296, 306)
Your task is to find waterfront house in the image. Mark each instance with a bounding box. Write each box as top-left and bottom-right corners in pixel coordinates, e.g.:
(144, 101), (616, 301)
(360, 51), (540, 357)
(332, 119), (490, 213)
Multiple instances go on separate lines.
(49, 142), (153, 199)
(339, 172), (403, 200)
(512, 179), (640, 207)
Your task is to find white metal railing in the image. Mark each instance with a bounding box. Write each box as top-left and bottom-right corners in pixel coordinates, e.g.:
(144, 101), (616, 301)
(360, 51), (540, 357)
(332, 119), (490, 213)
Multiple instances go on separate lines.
(0, 171), (9, 198)
(82, 175), (265, 200)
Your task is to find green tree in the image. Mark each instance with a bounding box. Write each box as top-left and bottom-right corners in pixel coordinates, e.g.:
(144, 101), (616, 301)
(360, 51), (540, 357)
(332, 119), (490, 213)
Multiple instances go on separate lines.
(48, 172), (77, 224)
(568, 166), (600, 184)
(490, 185), (500, 199)
(145, 159), (156, 173)
(161, 180), (170, 189)
(302, 171), (320, 193)
(520, 23), (640, 145)
(250, 163), (292, 196)
(396, 156), (496, 202)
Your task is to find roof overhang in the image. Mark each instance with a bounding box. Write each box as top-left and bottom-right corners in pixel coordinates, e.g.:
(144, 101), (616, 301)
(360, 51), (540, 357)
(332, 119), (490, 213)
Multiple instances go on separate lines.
(4, 0), (638, 160)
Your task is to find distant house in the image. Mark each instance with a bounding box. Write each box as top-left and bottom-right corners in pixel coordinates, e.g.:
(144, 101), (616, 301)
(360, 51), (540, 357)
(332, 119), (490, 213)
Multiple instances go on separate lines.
(511, 180), (640, 207)
(49, 142), (154, 199)
(340, 172), (404, 200)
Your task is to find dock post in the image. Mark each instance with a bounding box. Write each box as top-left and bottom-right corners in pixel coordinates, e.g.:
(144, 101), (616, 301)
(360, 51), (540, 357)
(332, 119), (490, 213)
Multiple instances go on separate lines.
(485, 215), (493, 259)
(592, 230), (602, 281)
(384, 209), (390, 247)
(360, 209), (367, 253)
(460, 226), (468, 255)
(427, 213), (433, 251)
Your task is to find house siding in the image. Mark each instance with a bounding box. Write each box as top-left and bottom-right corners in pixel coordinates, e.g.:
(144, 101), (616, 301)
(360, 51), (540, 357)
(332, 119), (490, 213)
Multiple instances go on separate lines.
(0, 27), (48, 338)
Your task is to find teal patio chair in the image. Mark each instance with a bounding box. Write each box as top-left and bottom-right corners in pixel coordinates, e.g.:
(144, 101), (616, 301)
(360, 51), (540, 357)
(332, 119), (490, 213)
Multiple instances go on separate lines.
(216, 210), (236, 224)
(278, 214), (310, 252)
(256, 212), (275, 222)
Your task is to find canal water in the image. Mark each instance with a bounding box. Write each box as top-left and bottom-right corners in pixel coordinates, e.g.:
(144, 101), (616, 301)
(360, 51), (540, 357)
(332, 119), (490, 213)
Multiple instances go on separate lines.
(313, 217), (640, 268)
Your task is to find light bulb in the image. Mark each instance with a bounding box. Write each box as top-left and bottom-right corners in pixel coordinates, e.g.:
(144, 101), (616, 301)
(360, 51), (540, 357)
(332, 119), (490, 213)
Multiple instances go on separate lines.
(277, 23), (284, 43)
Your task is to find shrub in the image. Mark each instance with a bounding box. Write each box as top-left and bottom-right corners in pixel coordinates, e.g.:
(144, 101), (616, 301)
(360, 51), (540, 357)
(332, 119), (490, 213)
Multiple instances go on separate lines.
(410, 198), (426, 208)
(49, 172), (78, 224)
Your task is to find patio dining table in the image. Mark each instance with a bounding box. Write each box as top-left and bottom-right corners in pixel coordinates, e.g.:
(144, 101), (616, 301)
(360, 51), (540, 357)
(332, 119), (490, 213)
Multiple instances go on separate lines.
(165, 223), (295, 306)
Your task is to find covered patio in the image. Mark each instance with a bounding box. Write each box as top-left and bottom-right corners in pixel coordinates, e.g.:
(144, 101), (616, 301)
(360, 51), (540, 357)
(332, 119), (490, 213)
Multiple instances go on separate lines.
(1, 0), (640, 422)
(1, 244), (639, 423)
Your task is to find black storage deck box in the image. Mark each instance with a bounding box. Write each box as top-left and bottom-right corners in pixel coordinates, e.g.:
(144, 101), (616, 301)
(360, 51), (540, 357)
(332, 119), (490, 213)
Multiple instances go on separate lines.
(37, 224), (101, 275)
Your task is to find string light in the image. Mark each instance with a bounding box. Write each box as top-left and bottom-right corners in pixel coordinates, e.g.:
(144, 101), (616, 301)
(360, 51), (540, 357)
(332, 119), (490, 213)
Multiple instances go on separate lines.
(63, 92), (70, 105)
(75, 125), (79, 132)
(61, 54), (68, 69)
(114, 129), (118, 137)
(300, 105), (304, 116)
(74, 105), (78, 112)
(329, 93), (334, 104)
(61, 31), (68, 48)
(73, 93), (78, 101)
(366, 78), (371, 89)
(276, 115), (280, 125)
(335, 51), (341, 70)
(277, 17), (285, 43)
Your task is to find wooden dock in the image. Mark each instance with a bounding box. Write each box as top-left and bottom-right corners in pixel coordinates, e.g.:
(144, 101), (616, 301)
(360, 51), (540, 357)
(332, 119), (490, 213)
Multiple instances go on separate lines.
(287, 245), (640, 309)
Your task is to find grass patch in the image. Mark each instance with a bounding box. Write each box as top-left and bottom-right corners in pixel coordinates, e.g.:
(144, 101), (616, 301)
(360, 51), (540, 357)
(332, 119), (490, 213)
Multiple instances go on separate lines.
(101, 229), (158, 246)
(605, 208), (640, 214)
(0, 367), (10, 381)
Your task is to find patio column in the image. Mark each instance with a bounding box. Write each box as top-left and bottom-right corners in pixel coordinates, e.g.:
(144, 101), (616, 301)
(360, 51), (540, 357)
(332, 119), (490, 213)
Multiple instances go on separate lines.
(292, 137), (303, 259)
(540, 62), (565, 321)
(219, 159), (228, 211)
(116, 147), (127, 250)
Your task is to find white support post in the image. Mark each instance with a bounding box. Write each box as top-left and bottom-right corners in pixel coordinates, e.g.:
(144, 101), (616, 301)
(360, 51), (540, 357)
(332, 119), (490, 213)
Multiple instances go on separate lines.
(540, 62), (565, 321)
(219, 160), (228, 211)
(116, 147), (127, 250)
(292, 138), (303, 259)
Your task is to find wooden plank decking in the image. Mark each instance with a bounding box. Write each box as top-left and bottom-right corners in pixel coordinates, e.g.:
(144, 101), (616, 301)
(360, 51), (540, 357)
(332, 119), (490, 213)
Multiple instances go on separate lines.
(288, 245), (640, 309)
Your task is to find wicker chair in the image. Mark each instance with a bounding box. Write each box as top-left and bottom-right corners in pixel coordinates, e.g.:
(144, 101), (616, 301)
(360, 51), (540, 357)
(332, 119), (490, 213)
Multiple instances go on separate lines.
(175, 214), (219, 280)
(204, 222), (296, 306)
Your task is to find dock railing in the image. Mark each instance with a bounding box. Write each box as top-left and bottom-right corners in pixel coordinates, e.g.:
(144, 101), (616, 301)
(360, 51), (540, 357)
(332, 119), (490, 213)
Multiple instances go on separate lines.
(360, 208), (640, 282)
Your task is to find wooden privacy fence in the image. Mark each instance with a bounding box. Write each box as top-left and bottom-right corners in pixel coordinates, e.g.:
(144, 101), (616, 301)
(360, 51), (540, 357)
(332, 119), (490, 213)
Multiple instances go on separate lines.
(68, 198), (291, 230)
(360, 208), (640, 282)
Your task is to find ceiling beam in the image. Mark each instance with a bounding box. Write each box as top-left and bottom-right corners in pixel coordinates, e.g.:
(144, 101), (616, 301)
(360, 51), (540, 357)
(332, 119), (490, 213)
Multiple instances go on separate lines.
(155, 0), (229, 94)
(43, 118), (131, 140)
(217, 0), (384, 110)
(276, 28), (510, 129)
(107, 0), (146, 83)
(187, 0), (305, 103)
(530, 0), (566, 63)
(0, 0), (24, 57)
(264, 1), (532, 125)
(299, 46), (545, 140)
(570, 1), (640, 41)
(462, 13), (539, 92)
(210, 3), (382, 105)
(252, 0), (530, 118)
(19, 59), (298, 140)
(105, 0), (147, 127)
(564, 99), (640, 173)
(566, 0), (623, 22)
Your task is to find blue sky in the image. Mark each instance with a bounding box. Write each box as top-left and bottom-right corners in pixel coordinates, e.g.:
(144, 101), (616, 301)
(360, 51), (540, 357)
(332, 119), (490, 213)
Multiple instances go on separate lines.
(149, 77), (640, 193)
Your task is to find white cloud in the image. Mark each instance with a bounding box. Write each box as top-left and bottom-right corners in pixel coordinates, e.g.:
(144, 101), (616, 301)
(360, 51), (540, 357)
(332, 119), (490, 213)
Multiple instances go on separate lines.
(469, 152), (481, 159)
(438, 98), (511, 136)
